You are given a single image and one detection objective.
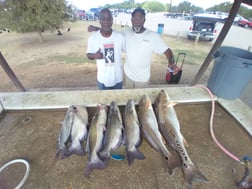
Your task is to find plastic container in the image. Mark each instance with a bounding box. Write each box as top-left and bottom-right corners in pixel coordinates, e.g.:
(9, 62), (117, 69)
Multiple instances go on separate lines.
(157, 23), (164, 34)
(207, 46), (252, 99)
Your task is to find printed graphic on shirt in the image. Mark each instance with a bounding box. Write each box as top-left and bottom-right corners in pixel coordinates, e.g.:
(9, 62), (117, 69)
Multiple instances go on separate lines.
(104, 43), (114, 64)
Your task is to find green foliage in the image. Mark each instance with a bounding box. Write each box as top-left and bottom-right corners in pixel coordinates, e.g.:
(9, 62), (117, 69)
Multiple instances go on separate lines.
(105, 0), (137, 10)
(206, 2), (252, 19)
(0, 0), (9, 29)
(142, 1), (166, 12)
(1, 0), (67, 32)
(240, 6), (252, 19)
(170, 1), (203, 13)
(206, 2), (233, 13)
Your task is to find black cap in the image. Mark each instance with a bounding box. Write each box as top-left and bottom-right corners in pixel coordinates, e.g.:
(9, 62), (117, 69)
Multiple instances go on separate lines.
(132, 7), (146, 17)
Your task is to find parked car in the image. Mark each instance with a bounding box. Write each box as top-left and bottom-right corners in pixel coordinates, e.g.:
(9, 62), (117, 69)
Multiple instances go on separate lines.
(187, 14), (218, 41)
(86, 8), (100, 21)
(221, 14), (245, 25)
(238, 18), (252, 28)
(76, 10), (86, 20)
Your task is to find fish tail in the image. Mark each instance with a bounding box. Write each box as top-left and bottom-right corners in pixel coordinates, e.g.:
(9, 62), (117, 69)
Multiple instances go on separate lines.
(98, 150), (110, 162)
(55, 148), (72, 159)
(55, 154), (60, 161)
(55, 149), (61, 159)
(126, 147), (145, 166)
(183, 163), (208, 189)
(84, 158), (107, 177)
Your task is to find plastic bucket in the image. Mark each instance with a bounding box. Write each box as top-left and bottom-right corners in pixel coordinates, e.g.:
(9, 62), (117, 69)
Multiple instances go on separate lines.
(207, 46), (252, 100)
(157, 23), (164, 34)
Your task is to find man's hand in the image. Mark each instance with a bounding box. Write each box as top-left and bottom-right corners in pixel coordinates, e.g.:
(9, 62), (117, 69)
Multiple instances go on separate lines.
(87, 48), (103, 60)
(88, 25), (100, 32)
(168, 64), (180, 75)
(94, 48), (103, 59)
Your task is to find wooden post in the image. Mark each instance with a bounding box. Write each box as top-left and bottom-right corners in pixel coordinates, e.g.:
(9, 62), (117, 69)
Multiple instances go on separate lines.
(176, 31), (180, 40)
(0, 52), (26, 92)
(194, 33), (200, 45)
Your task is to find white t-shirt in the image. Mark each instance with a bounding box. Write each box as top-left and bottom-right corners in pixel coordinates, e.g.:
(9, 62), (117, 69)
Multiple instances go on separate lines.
(87, 30), (125, 87)
(124, 29), (168, 82)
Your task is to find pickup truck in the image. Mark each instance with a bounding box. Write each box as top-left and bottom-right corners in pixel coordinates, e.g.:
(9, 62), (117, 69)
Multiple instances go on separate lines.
(187, 14), (218, 41)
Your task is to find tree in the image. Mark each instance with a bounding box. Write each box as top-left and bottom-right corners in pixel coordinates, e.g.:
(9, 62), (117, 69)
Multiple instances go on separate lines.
(142, 1), (166, 13)
(0, 0), (9, 29)
(1, 0), (68, 43)
(206, 2), (252, 19)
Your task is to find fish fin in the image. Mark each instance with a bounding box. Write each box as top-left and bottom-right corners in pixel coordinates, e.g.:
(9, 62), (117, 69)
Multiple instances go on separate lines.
(98, 150), (110, 162)
(183, 137), (189, 147)
(126, 147), (145, 166)
(55, 149), (61, 160)
(159, 122), (177, 150)
(55, 147), (72, 159)
(112, 132), (124, 151)
(146, 100), (152, 109)
(102, 124), (106, 131)
(183, 163), (208, 188)
(165, 101), (178, 107)
(84, 158), (107, 177)
(161, 135), (167, 145)
(164, 151), (182, 174)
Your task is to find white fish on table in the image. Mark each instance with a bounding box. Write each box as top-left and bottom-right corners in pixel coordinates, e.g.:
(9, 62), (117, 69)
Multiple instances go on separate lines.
(84, 104), (108, 177)
(56, 105), (88, 159)
(154, 89), (208, 189)
(124, 99), (145, 165)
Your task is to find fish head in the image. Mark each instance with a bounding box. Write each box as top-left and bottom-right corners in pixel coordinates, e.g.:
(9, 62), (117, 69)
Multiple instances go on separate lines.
(158, 89), (170, 101)
(155, 90), (177, 108)
(97, 104), (108, 112)
(139, 95), (152, 110)
(109, 101), (118, 112)
(109, 101), (123, 122)
(73, 105), (88, 122)
(96, 104), (108, 126)
(109, 101), (119, 115)
(125, 99), (135, 113)
(68, 105), (78, 113)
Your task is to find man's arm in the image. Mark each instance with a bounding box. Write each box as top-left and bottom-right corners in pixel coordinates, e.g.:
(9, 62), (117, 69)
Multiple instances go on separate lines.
(164, 48), (175, 66)
(164, 48), (180, 74)
(87, 48), (103, 60)
(88, 25), (100, 32)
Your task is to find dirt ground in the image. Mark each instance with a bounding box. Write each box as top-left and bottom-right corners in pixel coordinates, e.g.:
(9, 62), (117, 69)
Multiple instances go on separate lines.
(0, 104), (252, 189)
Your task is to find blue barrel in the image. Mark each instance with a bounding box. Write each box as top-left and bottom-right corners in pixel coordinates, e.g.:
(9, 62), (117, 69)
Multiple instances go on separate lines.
(157, 23), (164, 34)
(207, 46), (252, 99)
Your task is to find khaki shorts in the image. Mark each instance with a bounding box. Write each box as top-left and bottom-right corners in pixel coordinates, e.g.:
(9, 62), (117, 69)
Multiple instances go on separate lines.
(124, 74), (149, 89)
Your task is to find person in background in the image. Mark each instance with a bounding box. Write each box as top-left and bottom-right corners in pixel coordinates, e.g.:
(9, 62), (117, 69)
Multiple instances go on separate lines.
(88, 7), (178, 88)
(86, 8), (125, 90)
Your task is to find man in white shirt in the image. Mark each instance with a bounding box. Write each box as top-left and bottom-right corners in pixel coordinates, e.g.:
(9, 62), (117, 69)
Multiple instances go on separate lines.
(87, 8), (125, 90)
